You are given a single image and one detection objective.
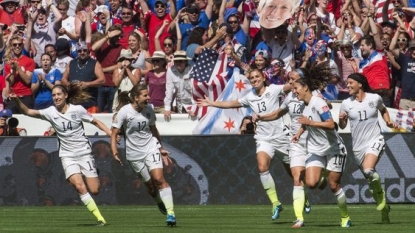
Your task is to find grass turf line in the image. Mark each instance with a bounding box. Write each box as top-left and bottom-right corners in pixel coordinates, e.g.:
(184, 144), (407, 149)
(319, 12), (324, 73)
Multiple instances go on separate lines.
(0, 204), (414, 233)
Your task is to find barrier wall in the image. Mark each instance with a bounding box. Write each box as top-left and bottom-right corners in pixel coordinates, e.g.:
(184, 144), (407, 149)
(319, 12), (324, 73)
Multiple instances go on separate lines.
(0, 134), (414, 206)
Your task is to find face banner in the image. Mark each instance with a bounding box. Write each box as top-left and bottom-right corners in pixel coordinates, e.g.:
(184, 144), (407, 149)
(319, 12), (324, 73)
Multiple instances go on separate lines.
(257, 0), (301, 29)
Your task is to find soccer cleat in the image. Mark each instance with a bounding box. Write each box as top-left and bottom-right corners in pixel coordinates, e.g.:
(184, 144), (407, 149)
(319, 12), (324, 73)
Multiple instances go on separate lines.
(96, 220), (106, 227)
(271, 204), (283, 220)
(166, 214), (176, 227)
(376, 190), (387, 211)
(381, 204), (391, 224)
(292, 219), (305, 228)
(304, 199), (311, 214)
(341, 216), (351, 227)
(157, 202), (167, 215)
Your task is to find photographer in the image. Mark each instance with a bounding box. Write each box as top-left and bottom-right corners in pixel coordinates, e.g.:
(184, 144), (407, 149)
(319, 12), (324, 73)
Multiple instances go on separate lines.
(0, 109), (27, 136)
(239, 116), (256, 135)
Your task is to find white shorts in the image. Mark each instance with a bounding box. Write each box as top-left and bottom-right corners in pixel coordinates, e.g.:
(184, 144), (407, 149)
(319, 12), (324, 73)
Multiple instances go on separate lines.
(353, 135), (385, 165)
(289, 142), (307, 168)
(306, 146), (347, 173)
(256, 138), (290, 164)
(61, 155), (98, 179)
(128, 149), (164, 182)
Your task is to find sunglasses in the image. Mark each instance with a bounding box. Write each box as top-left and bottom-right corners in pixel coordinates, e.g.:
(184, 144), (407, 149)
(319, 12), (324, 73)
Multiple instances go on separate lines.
(342, 12), (351, 16)
(392, 0), (401, 3)
(397, 38), (407, 42)
(273, 61), (284, 67)
(122, 12), (132, 16)
(12, 43), (23, 47)
(31, 0), (40, 3)
(187, 9), (199, 15)
(228, 20), (238, 25)
(155, 4), (165, 9)
(164, 43), (173, 47)
(340, 46), (352, 50)
(58, 8), (67, 11)
(152, 59), (163, 63)
(77, 49), (88, 53)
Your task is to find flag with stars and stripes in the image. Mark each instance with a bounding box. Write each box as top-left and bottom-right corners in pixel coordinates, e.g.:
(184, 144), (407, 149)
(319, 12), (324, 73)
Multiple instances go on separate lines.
(185, 48), (228, 119)
(192, 67), (253, 134)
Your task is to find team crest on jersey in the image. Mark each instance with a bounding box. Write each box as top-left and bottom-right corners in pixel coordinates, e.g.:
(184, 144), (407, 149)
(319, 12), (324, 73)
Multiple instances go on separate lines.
(71, 113), (77, 120)
(311, 107), (316, 113)
(265, 93), (270, 98)
(368, 101), (375, 108)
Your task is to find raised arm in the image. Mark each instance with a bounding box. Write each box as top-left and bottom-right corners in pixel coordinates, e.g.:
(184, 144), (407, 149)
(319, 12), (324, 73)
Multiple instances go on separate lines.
(197, 95), (242, 109)
(90, 118), (112, 136)
(10, 93), (41, 118)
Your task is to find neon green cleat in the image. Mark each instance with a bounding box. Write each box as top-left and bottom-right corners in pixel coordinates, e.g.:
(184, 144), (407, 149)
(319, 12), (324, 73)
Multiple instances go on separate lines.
(341, 216), (351, 227)
(376, 190), (387, 211)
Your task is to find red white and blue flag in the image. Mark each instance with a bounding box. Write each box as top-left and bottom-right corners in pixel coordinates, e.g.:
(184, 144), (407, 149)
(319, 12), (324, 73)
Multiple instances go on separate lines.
(185, 48), (228, 119)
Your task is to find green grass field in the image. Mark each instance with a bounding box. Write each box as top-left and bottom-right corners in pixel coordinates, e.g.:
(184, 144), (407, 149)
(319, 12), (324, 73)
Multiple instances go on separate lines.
(0, 204), (414, 233)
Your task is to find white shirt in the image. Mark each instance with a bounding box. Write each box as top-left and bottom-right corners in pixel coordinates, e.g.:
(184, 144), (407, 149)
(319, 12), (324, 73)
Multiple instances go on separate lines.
(112, 104), (160, 160)
(239, 84), (286, 141)
(164, 66), (193, 112)
(302, 96), (343, 156)
(340, 93), (384, 152)
(39, 104), (93, 156)
(280, 92), (308, 144)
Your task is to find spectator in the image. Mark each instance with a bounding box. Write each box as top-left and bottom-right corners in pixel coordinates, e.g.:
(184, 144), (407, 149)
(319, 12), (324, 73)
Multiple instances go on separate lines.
(0, 108), (27, 136)
(31, 0), (63, 67)
(186, 26), (227, 64)
(112, 49), (141, 112)
(0, 0), (25, 27)
(239, 116), (256, 134)
(61, 41), (105, 113)
(129, 31), (152, 76)
(92, 25), (123, 113)
(31, 53), (63, 109)
(139, 0), (175, 55)
(3, 35), (36, 114)
(269, 58), (287, 85)
(57, 0), (79, 57)
(53, 38), (73, 74)
(118, 5), (143, 49)
(335, 40), (360, 100)
(144, 51), (168, 113)
(155, 20), (175, 67)
(164, 50), (193, 120)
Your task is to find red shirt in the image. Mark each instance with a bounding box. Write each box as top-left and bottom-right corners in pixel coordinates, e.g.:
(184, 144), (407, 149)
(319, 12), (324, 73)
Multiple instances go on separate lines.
(0, 7), (26, 26)
(4, 55), (36, 96)
(0, 75), (5, 109)
(144, 12), (172, 55)
(95, 42), (123, 87)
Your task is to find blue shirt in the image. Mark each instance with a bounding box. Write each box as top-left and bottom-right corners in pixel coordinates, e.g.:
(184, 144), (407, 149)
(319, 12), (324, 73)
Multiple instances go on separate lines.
(31, 68), (62, 109)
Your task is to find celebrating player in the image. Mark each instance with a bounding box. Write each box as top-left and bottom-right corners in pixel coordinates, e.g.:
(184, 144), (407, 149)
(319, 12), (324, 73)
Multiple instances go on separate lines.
(110, 84), (177, 227)
(10, 84), (111, 226)
(339, 73), (397, 224)
(291, 73), (351, 228)
(197, 68), (294, 221)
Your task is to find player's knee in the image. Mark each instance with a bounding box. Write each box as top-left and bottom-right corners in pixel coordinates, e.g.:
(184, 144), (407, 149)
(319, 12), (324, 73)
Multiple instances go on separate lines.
(328, 180), (341, 192)
(73, 182), (87, 194)
(89, 188), (100, 195)
(305, 179), (319, 189)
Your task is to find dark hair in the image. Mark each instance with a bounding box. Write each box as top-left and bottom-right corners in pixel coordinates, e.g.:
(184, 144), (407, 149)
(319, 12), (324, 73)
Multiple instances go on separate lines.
(247, 68), (268, 87)
(294, 61), (331, 92)
(361, 35), (376, 50)
(347, 73), (372, 92)
(52, 84), (92, 105)
(40, 53), (52, 61)
(108, 24), (122, 32)
(186, 27), (206, 46)
(116, 84), (148, 111)
(239, 116), (255, 134)
(44, 44), (55, 51)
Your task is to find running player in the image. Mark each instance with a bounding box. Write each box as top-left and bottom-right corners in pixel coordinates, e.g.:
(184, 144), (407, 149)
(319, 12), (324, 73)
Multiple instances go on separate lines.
(197, 68), (293, 220)
(10, 84), (111, 226)
(110, 84), (177, 226)
(338, 73), (397, 224)
(291, 76), (351, 228)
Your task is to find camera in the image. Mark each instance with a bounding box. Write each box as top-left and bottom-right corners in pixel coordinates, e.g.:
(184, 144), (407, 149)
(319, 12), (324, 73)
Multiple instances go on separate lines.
(245, 122), (255, 134)
(6, 117), (19, 128)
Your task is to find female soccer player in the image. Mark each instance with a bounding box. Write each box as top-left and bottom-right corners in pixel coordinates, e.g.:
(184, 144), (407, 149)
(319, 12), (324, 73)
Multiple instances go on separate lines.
(291, 76), (351, 228)
(198, 69), (293, 221)
(338, 73), (397, 224)
(110, 84), (176, 226)
(10, 84), (111, 226)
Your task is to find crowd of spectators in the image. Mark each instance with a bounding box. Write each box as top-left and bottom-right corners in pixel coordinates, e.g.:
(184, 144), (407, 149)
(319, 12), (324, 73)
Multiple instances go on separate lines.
(0, 0), (415, 117)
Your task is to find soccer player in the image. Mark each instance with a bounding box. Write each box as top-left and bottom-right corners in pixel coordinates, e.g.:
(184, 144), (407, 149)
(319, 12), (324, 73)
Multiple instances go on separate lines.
(197, 69), (293, 221)
(338, 73), (397, 224)
(291, 75), (351, 228)
(10, 84), (111, 226)
(110, 84), (177, 226)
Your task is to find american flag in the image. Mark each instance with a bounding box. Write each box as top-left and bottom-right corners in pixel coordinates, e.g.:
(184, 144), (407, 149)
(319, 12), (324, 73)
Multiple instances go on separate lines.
(186, 48), (227, 119)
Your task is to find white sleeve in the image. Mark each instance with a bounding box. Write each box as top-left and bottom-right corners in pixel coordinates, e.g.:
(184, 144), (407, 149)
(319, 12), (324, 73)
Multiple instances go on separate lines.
(164, 68), (175, 111)
(79, 105), (94, 123)
(112, 107), (127, 129)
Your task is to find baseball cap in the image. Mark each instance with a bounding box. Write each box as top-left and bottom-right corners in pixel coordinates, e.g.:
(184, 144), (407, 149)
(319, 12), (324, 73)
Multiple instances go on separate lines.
(0, 109), (12, 118)
(409, 40), (415, 49)
(55, 38), (70, 52)
(155, 0), (167, 5)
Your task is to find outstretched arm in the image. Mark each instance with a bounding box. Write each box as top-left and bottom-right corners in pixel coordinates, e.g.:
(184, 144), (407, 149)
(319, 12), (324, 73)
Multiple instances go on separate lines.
(258, 108), (288, 121)
(10, 93), (41, 118)
(90, 118), (112, 136)
(110, 126), (122, 165)
(197, 95), (242, 109)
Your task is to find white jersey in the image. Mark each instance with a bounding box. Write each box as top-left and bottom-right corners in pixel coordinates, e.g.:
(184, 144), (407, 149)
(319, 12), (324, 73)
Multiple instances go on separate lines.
(239, 84), (286, 141)
(302, 96), (343, 156)
(280, 92), (308, 143)
(340, 93), (384, 152)
(39, 104), (93, 156)
(112, 104), (161, 160)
